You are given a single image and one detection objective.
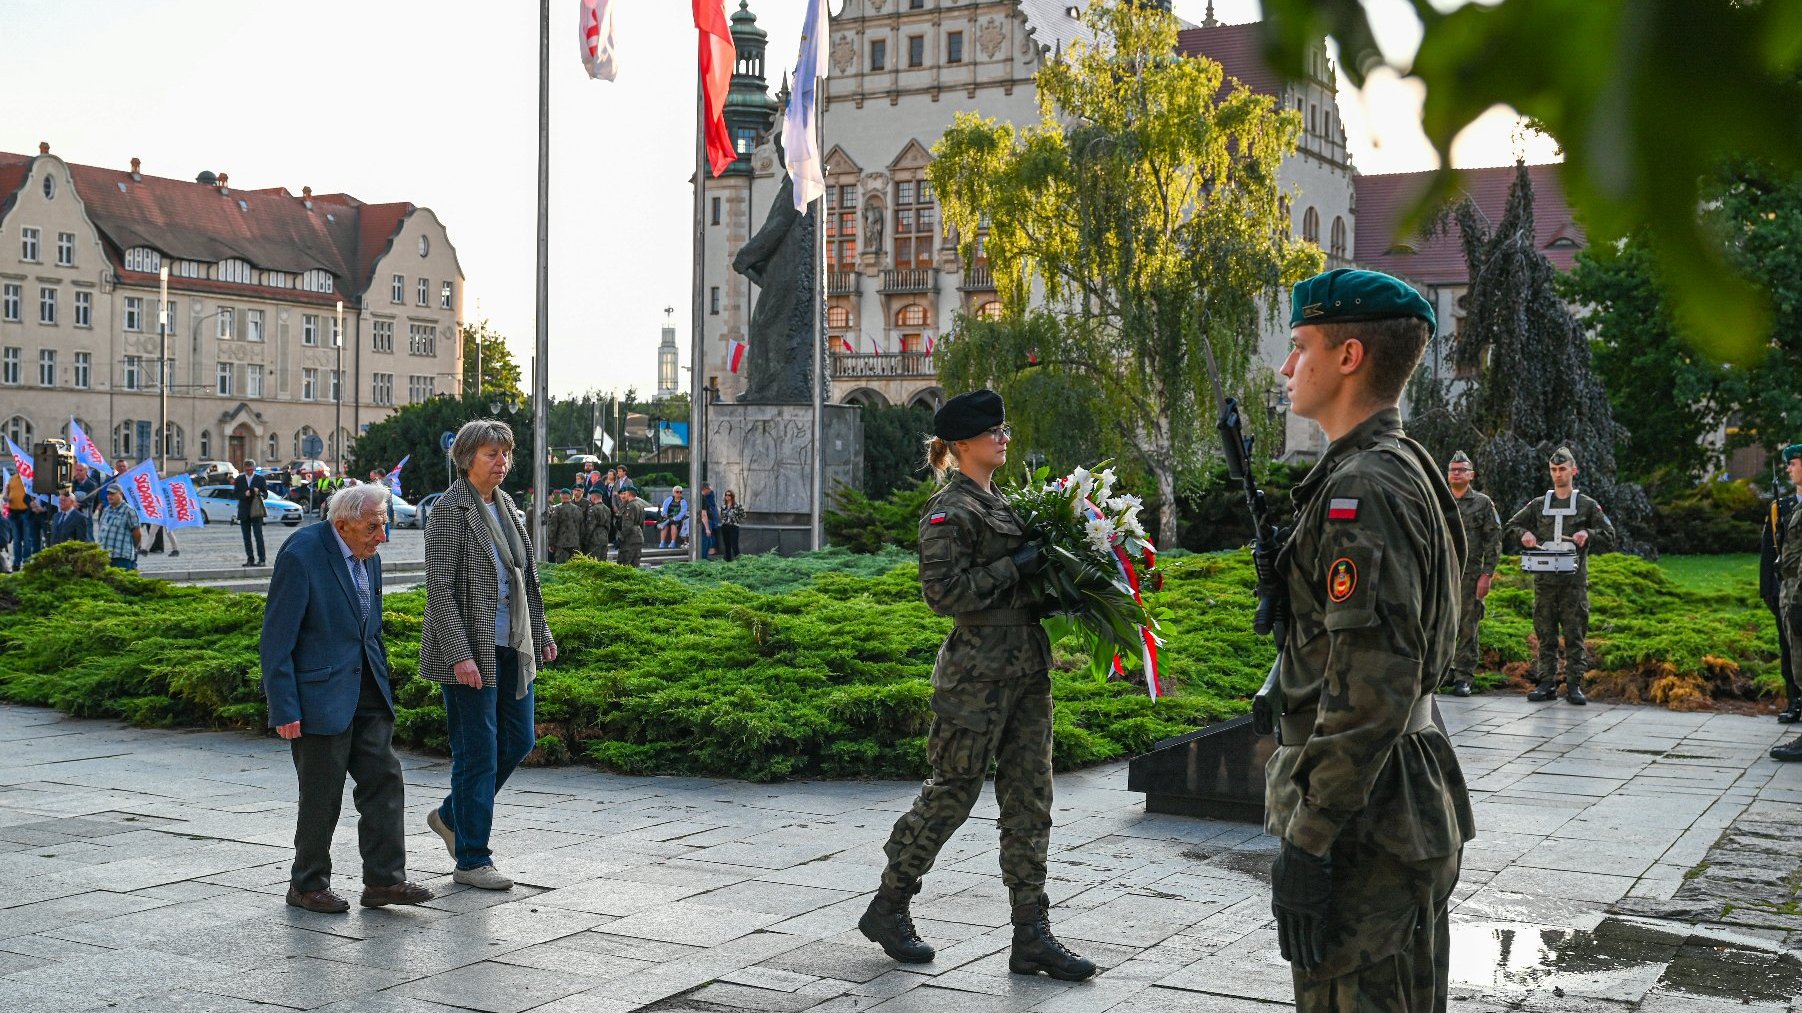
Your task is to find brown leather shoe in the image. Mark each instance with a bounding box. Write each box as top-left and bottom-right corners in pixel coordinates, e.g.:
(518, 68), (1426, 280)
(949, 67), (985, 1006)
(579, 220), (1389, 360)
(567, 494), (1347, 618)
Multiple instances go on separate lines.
(286, 886), (350, 913)
(360, 880), (435, 907)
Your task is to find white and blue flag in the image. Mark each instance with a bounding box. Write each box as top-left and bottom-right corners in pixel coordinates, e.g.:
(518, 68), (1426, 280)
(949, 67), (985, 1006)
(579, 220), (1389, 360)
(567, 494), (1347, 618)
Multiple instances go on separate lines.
(783, 0), (829, 212)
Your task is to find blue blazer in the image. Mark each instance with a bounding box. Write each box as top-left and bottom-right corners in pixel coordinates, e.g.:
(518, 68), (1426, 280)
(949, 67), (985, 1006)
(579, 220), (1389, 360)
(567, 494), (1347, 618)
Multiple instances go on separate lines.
(260, 521), (391, 736)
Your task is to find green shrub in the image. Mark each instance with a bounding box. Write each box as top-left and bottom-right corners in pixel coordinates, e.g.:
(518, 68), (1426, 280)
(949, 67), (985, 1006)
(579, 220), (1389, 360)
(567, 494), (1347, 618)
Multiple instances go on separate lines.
(1642, 480), (1765, 555)
(824, 480), (937, 554)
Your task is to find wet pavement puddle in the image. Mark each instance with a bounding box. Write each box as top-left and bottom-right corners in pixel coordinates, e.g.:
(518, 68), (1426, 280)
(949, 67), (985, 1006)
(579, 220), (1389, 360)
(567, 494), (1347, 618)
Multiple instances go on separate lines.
(1450, 916), (1802, 1005)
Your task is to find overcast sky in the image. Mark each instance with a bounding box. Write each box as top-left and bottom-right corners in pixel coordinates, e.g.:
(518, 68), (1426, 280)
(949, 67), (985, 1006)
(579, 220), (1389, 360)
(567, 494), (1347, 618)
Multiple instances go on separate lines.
(0, 0), (1557, 398)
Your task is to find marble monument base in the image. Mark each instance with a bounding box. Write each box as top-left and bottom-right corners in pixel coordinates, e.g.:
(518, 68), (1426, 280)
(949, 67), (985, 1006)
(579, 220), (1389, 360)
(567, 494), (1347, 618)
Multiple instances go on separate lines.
(705, 402), (863, 557)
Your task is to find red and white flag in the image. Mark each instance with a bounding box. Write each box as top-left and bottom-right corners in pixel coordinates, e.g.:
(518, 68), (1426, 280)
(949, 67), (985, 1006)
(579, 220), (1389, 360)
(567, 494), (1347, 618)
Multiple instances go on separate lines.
(924, 334), (937, 356)
(728, 340), (747, 373)
(839, 336), (854, 354)
(579, 0), (618, 81)
(869, 335), (883, 354)
(694, 0), (737, 177)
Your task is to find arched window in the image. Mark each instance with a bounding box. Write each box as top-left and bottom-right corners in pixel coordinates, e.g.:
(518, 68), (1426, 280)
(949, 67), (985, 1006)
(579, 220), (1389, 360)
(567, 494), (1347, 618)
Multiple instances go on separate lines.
(113, 420), (138, 460)
(975, 300), (1003, 320)
(331, 428), (353, 462)
(3, 416), (34, 447)
(1330, 217), (1347, 262)
(294, 426), (320, 459)
(1301, 207), (1320, 244)
(199, 430), (212, 458)
(158, 423), (184, 459)
(895, 304), (927, 327)
(267, 432), (281, 460)
(827, 305), (852, 329)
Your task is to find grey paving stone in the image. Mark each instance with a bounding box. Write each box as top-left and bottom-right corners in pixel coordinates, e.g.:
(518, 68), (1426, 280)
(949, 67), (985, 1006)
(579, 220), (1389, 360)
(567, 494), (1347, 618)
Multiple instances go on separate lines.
(4, 948), (223, 1001)
(695, 880), (858, 917)
(598, 900), (784, 946)
(196, 956), (419, 1010)
(389, 957), (597, 1012)
(538, 877), (712, 916)
(759, 939), (903, 984)
(490, 939), (657, 982)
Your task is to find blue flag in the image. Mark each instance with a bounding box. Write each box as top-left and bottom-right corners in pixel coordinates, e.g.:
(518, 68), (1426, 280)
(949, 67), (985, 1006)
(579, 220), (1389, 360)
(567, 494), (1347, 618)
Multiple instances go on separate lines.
(5, 437), (34, 495)
(386, 455), (410, 496)
(116, 459), (171, 527)
(68, 418), (113, 476)
(161, 475), (205, 529)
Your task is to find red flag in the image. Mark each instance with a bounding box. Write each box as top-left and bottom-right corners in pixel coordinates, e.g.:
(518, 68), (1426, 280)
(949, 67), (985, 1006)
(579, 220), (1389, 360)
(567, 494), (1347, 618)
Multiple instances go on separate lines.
(728, 340), (747, 373)
(694, 0), (737, 177)
(869, 335), (882, 354)
(925, 334), (937, 356)
(840, 337), (854, 354)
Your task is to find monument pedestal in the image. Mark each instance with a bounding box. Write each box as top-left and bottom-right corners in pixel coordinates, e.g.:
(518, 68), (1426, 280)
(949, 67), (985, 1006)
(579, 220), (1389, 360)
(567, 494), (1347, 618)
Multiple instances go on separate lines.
(706, 403), (863, 556)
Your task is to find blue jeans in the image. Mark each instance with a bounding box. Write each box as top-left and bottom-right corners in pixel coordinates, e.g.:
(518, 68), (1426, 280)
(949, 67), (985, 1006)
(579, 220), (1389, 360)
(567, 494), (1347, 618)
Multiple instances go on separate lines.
(438, 650), (535, 870)
(10, 512), (37, 566)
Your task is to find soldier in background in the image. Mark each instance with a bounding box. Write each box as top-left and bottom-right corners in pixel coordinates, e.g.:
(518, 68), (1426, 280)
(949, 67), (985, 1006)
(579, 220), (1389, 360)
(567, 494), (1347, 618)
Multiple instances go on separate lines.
(1771, 447), (1802, 761)
(1760, 456), (1801, 724)
(1446, 451), (1501, 697)
(1266, 268), (1473, 1011)
(1506, 448), (1617, 705)
(579, 488), (611, 560)
(613, 488), (646, 568)
(545, 489), (582, 564)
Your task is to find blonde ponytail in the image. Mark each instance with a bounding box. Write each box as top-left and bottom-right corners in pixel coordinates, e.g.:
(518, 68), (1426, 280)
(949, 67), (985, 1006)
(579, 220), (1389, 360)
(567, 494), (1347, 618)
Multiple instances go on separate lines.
(923, 435), (958, 482)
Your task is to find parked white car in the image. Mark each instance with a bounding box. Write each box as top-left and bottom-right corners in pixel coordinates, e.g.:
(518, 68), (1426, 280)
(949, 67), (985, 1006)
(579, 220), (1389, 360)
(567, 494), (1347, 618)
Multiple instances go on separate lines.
(194, 486), (304, 526)
(391, 495), (418, 528)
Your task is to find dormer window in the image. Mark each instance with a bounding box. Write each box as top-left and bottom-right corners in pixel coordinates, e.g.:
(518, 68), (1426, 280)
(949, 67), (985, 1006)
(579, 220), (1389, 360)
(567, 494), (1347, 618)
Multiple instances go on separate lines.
(301, 269), (335, 294)
(124, 247), (162, 274)
(218, 258), (254, 284)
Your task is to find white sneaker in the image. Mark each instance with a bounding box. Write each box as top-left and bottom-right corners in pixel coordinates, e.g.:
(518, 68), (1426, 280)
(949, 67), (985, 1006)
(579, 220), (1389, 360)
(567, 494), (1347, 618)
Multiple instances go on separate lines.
(426, 808), (455, 859)
(452, 864), (514, 891)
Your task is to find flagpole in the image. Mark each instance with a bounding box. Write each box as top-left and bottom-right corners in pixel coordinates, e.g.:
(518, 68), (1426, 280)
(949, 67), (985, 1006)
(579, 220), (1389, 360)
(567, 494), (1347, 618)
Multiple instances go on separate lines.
(689, 44), (708, 564)
(810, 70), (826, 551)
(532, 0), (551, 562)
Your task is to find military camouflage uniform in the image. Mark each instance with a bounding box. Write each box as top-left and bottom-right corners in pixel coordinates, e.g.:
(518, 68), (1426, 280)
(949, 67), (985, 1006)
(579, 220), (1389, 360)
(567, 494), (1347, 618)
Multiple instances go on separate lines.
(880, 470), (1054, 912)
(1450, 488), (1501, 690)
(546, 501), (583, 563)
(580, 500), (612, 560)
(1269, 409), (1476, 1011)
(1774, 492), (1802, 700)
(614, 498), (646, 568)
(1505, 492), (1616, 693)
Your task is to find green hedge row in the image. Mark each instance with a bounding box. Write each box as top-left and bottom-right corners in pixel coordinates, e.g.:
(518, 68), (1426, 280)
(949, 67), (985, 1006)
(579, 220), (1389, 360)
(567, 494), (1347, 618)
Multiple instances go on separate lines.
(0, 543), (1775, 781)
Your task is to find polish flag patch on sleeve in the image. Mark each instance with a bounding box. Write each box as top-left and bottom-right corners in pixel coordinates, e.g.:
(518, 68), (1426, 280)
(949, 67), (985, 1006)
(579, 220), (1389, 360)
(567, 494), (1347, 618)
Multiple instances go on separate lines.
(1327, 498), (1359, 521)
(928, 511), (949, 525)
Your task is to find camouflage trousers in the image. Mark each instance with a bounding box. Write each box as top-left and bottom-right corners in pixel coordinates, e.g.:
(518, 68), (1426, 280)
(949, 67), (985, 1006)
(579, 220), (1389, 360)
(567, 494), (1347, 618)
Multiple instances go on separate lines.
(615, 543), (642, 568)
(1294, 843), (1461, 1013)
(1531, 580), (1589, 690)
(1450, 577), (1485, 687)
(880, 670), (1054, 910)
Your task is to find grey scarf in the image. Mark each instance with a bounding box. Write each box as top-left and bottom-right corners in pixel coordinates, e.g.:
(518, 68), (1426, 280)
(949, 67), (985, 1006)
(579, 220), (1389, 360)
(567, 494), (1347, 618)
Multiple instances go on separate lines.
(477, 491), (537, 698)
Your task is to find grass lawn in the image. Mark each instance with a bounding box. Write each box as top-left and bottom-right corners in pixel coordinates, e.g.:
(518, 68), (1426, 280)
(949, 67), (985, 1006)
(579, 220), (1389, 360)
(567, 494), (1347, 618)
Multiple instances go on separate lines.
(1655, 553), (1759, 596)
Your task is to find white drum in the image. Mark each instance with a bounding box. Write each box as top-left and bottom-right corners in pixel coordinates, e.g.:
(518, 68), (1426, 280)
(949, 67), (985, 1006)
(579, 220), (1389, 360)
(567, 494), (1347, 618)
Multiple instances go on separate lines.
(1521, 548), (1579, 573)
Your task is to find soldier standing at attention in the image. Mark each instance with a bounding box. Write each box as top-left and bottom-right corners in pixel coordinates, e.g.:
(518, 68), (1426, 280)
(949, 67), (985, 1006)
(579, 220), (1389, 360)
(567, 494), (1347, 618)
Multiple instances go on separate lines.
(1267, 268), (1474, 1012)
(1506, 449), (1616, 705)
(1446, 451), (1501, 697)
(580, 488), (611, 560)
(1760, 457), (1801, 725)
(1770, 446), (1802, 761)
(613, 489), (646, 568)
(858, 389), (1095, 983)
(546, 489), (583, 564)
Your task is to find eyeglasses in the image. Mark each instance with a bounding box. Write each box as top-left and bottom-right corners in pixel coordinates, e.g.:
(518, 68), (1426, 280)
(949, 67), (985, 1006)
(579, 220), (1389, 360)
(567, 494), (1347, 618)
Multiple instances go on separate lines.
(984, 425), (1013, 442)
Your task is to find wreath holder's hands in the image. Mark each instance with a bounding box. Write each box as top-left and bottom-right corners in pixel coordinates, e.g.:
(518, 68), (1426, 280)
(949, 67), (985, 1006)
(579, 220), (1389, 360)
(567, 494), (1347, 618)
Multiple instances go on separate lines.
(1271, 841), (1332, 972)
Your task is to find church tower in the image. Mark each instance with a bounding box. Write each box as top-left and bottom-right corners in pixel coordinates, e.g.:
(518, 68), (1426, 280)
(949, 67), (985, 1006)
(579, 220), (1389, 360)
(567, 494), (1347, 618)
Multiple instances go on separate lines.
(657, 307), (679, 400)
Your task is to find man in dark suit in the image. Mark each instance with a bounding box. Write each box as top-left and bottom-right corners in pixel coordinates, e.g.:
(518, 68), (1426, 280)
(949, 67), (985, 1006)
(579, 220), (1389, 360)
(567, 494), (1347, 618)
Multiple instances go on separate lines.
(260, 482), (432, 913)
(234, 461), (269, 567)
(48, 491), (91, 545)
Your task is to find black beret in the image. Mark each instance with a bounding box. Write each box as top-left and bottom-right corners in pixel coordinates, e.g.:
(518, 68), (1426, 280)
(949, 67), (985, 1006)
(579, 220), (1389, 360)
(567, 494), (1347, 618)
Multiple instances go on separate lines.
(1290, 268), (1436, 336)
(935, 389), (1005, 441)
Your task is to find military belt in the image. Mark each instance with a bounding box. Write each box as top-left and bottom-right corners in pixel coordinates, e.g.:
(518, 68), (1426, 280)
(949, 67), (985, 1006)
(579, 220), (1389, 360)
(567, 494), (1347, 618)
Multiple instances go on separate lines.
(1278, 693), (1437, 747)
(954, 608), (1037, 628)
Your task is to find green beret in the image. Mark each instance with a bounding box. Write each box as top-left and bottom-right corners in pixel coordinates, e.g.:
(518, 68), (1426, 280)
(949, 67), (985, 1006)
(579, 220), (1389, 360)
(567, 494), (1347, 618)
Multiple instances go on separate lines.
(1549, 447), (1575, 466)
(1290, 268), (1436, 336)
(935, 388), (1006, 441)
(1782, 444), (1802, 464)
(1449, 451), (1471, 466)
(557, 487), (573, 495)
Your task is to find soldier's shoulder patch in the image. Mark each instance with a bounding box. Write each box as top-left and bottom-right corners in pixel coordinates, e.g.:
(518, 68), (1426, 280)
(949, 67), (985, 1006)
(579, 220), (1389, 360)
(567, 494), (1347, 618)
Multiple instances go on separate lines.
(1327, 556), (1357, 602)
(1327, 497), (1359, 521)
(928, 511), (949, 525)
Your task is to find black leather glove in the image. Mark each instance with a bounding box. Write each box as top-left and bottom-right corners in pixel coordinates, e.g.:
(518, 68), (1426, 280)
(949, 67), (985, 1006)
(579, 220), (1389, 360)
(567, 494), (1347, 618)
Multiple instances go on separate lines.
(1011, 543), (1048, 578)
(1270, 840), (1332, 971)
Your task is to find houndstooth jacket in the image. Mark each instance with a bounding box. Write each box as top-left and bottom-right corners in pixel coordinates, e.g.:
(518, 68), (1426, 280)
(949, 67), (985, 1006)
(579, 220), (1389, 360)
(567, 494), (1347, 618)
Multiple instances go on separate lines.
(419, 478), (554, 686)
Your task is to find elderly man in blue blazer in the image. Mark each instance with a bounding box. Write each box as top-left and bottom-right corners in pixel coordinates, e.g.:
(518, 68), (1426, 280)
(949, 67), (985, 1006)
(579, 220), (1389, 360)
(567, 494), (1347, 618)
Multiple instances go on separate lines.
(261, 482), (433, 913)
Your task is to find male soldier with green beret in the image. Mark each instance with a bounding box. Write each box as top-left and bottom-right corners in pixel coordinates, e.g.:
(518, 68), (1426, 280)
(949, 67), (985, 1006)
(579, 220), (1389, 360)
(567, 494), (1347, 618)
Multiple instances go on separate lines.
(580, 489), (612, 560)
(546, 488), (583, 564)
(613, 488), (646, 568)
(1446, 451), (1500, 696)
(1506, 448), (1616, 704)
(1268, 268), (1475, 1011)
(1770, 445), (1802, 760)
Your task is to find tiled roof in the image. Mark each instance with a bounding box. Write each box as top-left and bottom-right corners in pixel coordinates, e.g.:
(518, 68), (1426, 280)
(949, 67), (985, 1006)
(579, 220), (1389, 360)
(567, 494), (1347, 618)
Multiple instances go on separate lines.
(1175, 22), (1286, 97)
(1016, 0), (1098, 57)
(0, 150), (423, 304)
(1353, 163), (1585, 285)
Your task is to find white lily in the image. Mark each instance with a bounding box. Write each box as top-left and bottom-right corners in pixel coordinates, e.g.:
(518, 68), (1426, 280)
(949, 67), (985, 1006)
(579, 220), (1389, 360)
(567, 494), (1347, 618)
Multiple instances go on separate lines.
(1083, 516), (1118, 555)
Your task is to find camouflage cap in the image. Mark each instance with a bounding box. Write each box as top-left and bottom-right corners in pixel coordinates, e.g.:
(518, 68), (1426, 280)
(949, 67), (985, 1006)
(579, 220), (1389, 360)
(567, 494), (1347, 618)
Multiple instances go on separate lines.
(1449, 451), (1472, 466)
(1548, 446), (1576, 466)
(1782, 444), (1802, 464)
(1289, 268), (1436, 336)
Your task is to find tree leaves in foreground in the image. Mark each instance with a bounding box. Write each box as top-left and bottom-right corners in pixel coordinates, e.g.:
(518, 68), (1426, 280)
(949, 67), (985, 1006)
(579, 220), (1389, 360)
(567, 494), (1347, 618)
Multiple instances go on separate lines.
(1255, 0), (1802, 365)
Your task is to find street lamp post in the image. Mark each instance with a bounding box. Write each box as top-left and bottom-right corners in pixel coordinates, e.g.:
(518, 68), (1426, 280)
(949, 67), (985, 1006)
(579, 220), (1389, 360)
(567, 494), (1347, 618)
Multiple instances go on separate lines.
(334, 300), (344, 477)
(158, 265), (170, 474)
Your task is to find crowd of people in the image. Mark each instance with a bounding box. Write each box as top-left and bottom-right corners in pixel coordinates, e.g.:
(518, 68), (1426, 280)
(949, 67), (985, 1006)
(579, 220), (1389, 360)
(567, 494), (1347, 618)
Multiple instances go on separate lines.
(540, 464), (743, 565)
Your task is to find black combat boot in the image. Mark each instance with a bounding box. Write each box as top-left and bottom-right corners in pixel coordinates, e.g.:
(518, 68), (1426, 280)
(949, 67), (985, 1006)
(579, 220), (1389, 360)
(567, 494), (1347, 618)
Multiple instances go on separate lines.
(1451, 680), (1473, 698)
(1566, 684), (1588, 705)
(858, 887), (934, 963)
(1009, 898), (1096, 981)
(1526, 685), (1558, 702)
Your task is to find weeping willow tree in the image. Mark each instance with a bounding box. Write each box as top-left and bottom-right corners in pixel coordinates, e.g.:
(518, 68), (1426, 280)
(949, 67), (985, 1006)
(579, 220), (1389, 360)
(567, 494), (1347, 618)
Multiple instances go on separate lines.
(1406, 161), (1650, 548)
(929, 1), (1319, 546)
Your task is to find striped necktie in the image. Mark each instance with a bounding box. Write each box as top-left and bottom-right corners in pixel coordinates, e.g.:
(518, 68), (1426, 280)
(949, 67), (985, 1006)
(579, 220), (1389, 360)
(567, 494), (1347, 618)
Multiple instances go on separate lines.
(351, 556), (369, 621)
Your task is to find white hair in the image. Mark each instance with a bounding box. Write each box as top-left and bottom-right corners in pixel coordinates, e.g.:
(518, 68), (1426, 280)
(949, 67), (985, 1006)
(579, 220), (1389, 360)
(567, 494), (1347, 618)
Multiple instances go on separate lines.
(328, 482), (390, 523)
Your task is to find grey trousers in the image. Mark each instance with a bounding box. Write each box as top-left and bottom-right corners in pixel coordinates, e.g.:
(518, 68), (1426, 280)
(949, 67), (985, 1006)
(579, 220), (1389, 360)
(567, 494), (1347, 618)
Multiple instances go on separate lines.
(288, 708), (408, 892)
